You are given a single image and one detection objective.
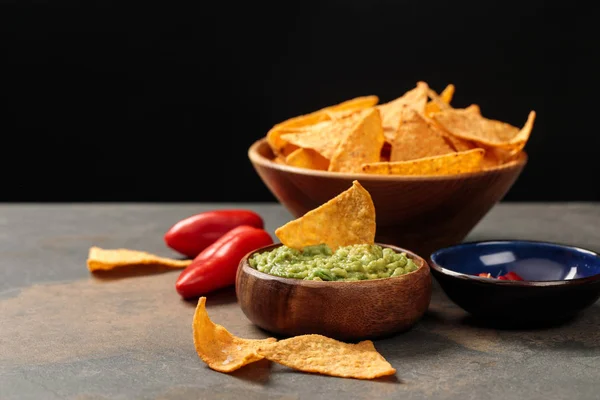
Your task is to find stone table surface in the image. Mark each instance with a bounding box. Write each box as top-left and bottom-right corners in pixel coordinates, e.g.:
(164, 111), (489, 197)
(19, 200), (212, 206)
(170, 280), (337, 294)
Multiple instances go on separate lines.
(1, 203), (600, 400)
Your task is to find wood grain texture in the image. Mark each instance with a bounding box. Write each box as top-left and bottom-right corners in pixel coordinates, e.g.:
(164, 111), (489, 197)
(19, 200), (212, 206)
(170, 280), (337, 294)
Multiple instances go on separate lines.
(235, 243), (432, 341)
(248, 138), (527, 257)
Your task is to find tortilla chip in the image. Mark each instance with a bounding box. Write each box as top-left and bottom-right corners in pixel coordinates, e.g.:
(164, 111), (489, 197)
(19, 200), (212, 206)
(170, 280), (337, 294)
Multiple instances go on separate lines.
(377, 82), (429, 142)
(285, 148), (330, 170)
(481, 148), (503, 169)
(280, 112), (366, 160)
(390, 107), (455, 162)
(425, 84), (454, 116)
(433, 109), (536, 149)
(266, 96), (378, 154)
(329, 108), (385, 173)
(465, 104), (481, 114)
(324, 107), (365, 121)
(439, 84), (455, 104)
(86, 247), (191, 272)
(481, 146), (521, 169)
(273, 156), (287, 165)
(362, 149), (485, 176)
(275, 180), (375, 251)
(504, 111), (536, 151)
(443, 134), (476, 152)
(256, 334), (396, 380)
(192, 297), (277, 373)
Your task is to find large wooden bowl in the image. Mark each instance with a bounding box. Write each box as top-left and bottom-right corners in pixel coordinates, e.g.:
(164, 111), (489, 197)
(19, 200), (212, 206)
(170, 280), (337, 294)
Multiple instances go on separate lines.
(236, 243), (432, 341)
(248, 138), (527, 257)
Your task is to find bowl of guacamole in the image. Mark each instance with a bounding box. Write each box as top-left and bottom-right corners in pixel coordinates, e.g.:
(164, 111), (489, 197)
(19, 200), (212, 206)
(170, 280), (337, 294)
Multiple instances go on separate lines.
(236, 243), (432, 341)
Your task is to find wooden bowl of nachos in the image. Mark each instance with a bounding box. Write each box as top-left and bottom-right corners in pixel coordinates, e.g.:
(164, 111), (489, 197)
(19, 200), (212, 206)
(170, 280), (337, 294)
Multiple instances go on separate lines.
(248, 81), (534, 257)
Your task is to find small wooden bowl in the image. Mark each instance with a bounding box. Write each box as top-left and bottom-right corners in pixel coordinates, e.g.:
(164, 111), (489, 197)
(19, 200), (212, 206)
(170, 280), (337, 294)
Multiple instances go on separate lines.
(236, 243), (432, 341)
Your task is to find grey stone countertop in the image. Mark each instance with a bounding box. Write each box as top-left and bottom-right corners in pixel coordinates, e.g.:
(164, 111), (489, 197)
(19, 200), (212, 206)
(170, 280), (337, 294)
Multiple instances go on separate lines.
(1, 203), (600, 400)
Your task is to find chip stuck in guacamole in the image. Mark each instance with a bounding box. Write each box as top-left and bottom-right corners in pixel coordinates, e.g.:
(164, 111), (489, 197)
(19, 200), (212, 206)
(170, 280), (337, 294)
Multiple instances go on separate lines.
(252, 180), (421, 281)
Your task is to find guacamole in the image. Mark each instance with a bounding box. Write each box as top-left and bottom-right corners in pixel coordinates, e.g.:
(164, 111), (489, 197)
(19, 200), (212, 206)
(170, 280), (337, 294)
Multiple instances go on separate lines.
(248, 243), (418, 281)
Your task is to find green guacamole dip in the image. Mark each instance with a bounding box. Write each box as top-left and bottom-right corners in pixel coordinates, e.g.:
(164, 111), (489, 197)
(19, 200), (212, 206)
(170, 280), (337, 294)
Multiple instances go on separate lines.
(248, 243), (418, 281)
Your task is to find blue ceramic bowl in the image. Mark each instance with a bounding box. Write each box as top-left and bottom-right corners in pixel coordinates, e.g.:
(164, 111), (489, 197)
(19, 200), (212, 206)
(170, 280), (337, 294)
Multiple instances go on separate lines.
(429, 240), (600, 322)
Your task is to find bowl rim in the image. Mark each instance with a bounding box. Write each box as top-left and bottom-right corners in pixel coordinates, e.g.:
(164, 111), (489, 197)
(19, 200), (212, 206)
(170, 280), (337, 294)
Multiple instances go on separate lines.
(239, 242), (429, 287)
(428, 239), (600, 287)
(248, 138), (528, 181)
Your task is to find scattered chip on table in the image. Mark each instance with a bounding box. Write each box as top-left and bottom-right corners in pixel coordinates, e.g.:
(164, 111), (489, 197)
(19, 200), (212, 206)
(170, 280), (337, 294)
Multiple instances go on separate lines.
(256, 334), (396, 380)
(275, 180), (376, 251)
(192, 297), (277, 373)
(86, 246), (191, 272)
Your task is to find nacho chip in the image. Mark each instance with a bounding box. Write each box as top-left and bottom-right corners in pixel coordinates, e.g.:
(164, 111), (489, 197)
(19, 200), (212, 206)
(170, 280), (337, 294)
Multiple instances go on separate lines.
(267, 96), (378, 154)
(273, 156), (287, 165)
(275, 180), (375, 250)
(377, 81), (428, 142)
(324, 107), (365, 121)
(192, 297), (277, 373)
(362, 149), (485, 176)
(280, 112), (366, 160)
(442, 134), (476, 152)
(329, 108), (385, 173)
(86, 246), (191, 272)
(256, 334), (396, 380)
(481, 146), (521, 169)
(390, 107), (454, 162)
(439, 84), (455, 104)
(425, 84), (455, 116)
(433, 109), (536, 149)
(285, 148), (330, 170)
(465, 104), (481, 114)
(430, 104), (480, 152)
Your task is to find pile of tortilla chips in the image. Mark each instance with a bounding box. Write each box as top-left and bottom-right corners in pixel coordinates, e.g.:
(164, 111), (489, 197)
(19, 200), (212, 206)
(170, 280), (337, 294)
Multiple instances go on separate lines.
(193, 297), (396, 380)
(266, 82), (536, 176)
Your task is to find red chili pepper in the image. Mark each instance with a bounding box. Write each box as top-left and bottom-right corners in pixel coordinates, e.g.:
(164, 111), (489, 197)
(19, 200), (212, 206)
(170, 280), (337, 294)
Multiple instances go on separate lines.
(164, 210), (264, 258)
(175, 225), (273, 298)
(503, 271), (524, 281)
(478, 273), (492, 278)
(497, 275), (509, 280)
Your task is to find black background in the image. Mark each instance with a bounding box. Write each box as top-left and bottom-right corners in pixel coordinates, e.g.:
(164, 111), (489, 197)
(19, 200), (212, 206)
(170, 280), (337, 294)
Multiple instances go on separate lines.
(1, 0), (598, 202)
